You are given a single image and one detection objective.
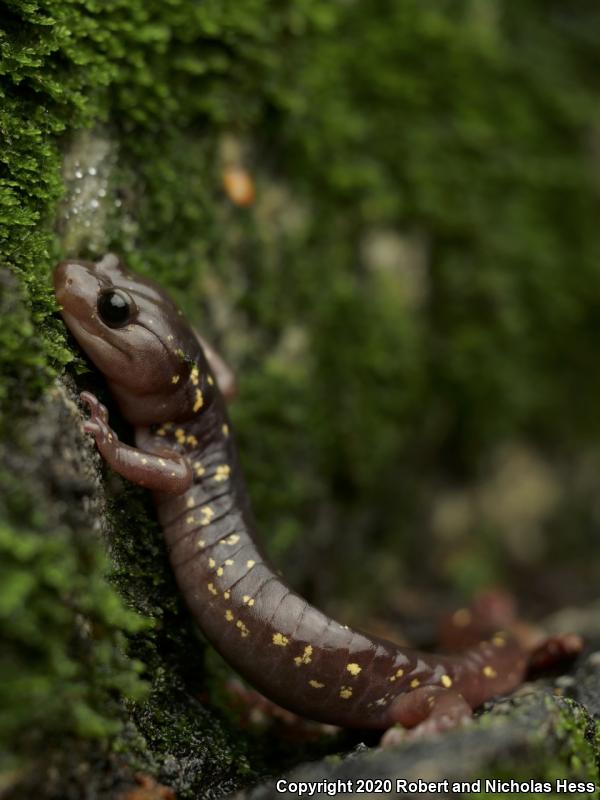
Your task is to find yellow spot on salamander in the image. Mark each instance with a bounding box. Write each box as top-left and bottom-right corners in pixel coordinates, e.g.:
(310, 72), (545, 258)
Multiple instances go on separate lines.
(193, 389), (204, 413)
(186, 515), (195, 525)
(225, 610), (234, 622)
(309, 680), (324, 689)
(167, 335), (174, 342)
(492, 634), (506, 647)
(236, 620), (250, 637)
(339, 686), (353, 700)
(346, 663), (362, 676)
(222, 424), (229, 437)
(483, 665), (497, 679)
(175, 428), (186, 444)
(194, 462), (205, 477)
(441, 674), (453, 688)
(216, 567), (224, 576)
(187, 497), (195, 509)
(208, 558), (216, 568)
(141, 458), (148, 465)
(208, 375), (214, 386)
(197, 539), (206, 549)
(389, 668), (405, 683)
(224, 559), (234, 566)
(207, 583), (217, 595)
(294, 645), (313, 666)
(214, 464), (231, 482)
(158, 458), (166, 466)
(224, 534), (240, 545)
(273, 633), (289, 647)
(171, 374), (180, 384)
(452, 608), (472, 627)
(246, 560), (255, 569)
(410, 678), (420, 688)
(224, 591), (230, 600)
(186, 434), (198, 446)
(242, 595), (254, 606)
(190, 365), (200, 386)
(200, 506), (215, 525)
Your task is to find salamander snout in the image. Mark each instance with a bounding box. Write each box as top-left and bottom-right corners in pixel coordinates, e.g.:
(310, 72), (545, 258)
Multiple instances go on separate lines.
(53, 259), (100, 314)
(53, 259), (75, 303)
(53, 259), (72, 290)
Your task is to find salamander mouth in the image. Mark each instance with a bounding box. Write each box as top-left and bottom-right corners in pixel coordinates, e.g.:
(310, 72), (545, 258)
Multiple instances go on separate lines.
(59, 306), (133, 362)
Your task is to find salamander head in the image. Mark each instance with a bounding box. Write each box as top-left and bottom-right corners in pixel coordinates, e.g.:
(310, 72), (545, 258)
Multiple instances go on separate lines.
(54, 254), (213, 426)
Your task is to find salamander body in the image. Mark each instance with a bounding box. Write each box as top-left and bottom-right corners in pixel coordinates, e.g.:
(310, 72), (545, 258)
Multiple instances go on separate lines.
(54, 254), (561, 735)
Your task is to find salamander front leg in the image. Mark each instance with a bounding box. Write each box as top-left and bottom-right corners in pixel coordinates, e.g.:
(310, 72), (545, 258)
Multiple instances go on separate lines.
(80, 391), (193, 494)
(380, 687), (473, 748)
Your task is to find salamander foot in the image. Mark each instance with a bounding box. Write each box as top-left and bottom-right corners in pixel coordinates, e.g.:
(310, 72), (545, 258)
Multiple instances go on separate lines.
(528, 633), (583, 674)
(80, 390), (111, 438)
(380, 687), (472, 747)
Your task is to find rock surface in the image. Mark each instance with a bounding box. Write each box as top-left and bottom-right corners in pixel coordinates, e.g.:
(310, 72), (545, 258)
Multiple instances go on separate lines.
(236, 650), (600, 799)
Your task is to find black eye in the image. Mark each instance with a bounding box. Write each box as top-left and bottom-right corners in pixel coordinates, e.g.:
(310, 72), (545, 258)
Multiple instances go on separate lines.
(97, 289), (132, 327)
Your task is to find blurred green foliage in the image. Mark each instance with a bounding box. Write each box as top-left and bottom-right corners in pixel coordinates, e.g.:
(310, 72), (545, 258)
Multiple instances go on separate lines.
(2, 0), (600, 787)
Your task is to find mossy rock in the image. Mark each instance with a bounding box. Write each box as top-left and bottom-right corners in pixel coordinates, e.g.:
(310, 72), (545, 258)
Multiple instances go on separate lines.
(238, 650), (600, 800)
(3, 1), (600, 797)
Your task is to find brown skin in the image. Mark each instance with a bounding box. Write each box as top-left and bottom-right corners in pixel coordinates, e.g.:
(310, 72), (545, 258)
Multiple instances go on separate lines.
(53, 255), (581, 738)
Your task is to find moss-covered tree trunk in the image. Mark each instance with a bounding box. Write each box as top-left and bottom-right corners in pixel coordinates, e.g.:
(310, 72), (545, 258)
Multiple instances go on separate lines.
(2, 1), (600, 798)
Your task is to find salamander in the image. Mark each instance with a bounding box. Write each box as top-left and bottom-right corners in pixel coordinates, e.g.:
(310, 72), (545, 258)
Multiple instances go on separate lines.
(53, 254), (581, 737)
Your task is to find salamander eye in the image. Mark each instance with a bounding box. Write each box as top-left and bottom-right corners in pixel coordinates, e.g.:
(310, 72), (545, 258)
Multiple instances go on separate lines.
(97, 289), (133, 328)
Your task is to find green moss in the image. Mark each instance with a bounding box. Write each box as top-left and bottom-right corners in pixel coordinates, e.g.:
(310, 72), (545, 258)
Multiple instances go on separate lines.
(0, 401), (148, 773)
(0, 520), (147, 746)
(0, 0), (346, 785)
(3, 0), (600, 793)
(471, 695), (600, 798)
